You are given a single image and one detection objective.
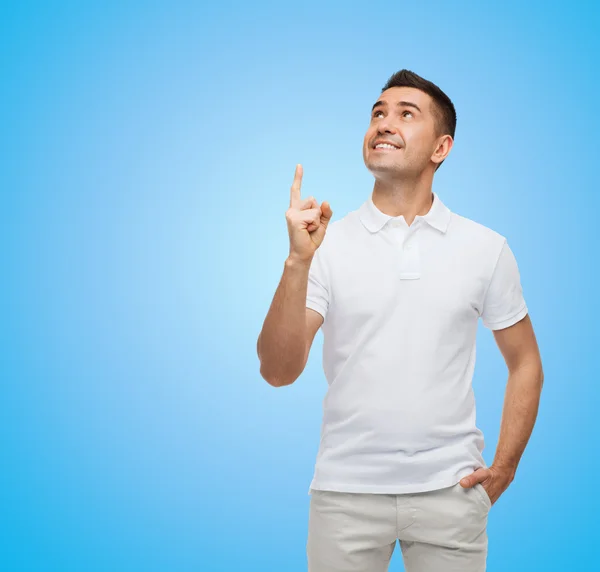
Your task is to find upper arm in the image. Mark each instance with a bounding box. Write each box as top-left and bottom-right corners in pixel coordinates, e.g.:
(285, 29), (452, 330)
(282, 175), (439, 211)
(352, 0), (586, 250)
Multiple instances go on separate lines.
(480, 238), (541, 374)
(492, 313), (543, 375)
(304, 307), (324, 367)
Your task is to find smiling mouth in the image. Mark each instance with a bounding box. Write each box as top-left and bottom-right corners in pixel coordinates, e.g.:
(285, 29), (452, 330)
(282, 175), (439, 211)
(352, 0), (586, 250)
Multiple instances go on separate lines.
(373, 145), (402, 151)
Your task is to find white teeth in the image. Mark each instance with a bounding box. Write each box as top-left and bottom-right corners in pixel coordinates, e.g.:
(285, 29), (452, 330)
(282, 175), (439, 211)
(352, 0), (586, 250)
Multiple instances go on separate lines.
(375, 143), (399, 150)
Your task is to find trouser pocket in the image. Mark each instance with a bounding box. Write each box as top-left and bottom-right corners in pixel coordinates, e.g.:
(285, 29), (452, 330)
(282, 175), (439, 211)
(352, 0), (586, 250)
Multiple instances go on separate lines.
(474, 482), (492, 510)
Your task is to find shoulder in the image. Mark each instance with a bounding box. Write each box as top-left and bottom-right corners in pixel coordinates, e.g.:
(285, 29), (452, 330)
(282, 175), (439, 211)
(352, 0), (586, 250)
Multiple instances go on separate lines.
(449, 211), (507, 257)
(450, 211), (504, 242)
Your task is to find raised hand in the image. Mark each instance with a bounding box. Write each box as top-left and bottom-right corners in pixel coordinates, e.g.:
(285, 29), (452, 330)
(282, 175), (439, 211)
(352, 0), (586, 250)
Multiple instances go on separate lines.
(285, 164), (333, 263)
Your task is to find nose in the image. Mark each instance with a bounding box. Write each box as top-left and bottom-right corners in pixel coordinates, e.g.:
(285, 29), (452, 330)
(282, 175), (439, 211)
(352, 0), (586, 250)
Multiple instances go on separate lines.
(377, 115), (398, 135)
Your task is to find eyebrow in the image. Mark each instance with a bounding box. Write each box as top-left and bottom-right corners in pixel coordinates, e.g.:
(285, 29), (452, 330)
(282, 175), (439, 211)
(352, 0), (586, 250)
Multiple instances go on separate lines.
(371, 100), (422, 113)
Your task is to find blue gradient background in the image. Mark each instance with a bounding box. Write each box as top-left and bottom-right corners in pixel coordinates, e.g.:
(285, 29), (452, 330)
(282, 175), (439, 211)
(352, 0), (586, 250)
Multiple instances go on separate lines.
(1, 1), (598, 570)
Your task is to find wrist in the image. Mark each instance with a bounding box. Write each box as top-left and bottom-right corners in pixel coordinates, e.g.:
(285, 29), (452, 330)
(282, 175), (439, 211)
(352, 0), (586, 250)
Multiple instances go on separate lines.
(491, 463), (516, 482)
(286, 253), (313, 268)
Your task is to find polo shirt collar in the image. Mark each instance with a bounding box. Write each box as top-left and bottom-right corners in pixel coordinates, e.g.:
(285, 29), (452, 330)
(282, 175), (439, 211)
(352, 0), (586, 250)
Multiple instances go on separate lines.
(359, 191), (451, 234)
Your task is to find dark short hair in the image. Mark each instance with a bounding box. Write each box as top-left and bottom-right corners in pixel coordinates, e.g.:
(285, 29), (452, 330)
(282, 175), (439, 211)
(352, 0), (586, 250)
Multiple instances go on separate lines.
(381, 69), (456, 171)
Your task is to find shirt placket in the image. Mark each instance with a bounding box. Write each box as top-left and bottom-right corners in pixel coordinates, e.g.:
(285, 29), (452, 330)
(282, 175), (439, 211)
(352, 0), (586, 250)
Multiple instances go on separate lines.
(389, 219), (421, 280)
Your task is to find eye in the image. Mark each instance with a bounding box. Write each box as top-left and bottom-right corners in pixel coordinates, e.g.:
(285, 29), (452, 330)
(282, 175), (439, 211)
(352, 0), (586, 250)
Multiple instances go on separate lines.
(372, 109), (413, 119)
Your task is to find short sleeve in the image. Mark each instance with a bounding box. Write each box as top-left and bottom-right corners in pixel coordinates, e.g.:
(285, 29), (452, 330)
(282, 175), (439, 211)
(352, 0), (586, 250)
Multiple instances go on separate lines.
(480, 239), (528, 330)
(306, 246), (330, 322)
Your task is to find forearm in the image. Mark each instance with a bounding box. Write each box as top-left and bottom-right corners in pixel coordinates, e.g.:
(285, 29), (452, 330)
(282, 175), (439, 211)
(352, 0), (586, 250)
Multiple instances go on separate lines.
(492, 362), (544, 478)
(258, 255), (312, 386)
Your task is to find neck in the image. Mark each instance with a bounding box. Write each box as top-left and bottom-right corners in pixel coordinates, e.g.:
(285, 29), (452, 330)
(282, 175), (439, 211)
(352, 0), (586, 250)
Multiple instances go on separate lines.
(372, 172), (434, 226)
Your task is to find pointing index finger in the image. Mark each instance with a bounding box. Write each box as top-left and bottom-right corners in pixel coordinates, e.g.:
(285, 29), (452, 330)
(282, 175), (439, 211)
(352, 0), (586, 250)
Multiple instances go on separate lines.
(290, 164), (303, 208)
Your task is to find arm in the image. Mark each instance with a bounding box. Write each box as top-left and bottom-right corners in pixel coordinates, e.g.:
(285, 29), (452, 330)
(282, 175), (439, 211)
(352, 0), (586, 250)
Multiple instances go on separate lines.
(460, 313), (544, 501)
(257, 164), (332, 388)
(491, 313), (544, 480)
(460, 240), (543, 503)
(257, 256), (323, 387)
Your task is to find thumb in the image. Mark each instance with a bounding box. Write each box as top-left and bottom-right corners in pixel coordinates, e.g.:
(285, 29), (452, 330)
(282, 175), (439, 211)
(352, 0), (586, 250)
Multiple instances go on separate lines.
(309, 201), (333, 246)
(321, 200), (333, 222)
(460, 468), (488, 488)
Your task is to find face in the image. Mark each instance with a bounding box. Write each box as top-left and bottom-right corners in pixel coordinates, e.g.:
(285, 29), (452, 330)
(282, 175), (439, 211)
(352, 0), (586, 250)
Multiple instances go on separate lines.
(362, 86), (452, 178)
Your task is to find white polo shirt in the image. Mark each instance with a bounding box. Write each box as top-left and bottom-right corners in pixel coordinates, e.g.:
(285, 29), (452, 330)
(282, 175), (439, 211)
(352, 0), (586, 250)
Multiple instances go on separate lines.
(305, 191), (528, 494)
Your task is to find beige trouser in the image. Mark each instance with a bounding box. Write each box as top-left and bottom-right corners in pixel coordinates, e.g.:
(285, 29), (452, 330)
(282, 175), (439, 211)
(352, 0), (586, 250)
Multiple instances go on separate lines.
(307, 481), (491, 572)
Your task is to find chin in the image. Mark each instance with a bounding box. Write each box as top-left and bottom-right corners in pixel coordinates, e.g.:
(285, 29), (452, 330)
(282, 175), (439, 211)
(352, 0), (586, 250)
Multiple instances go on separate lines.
(366, 160), (402, 175)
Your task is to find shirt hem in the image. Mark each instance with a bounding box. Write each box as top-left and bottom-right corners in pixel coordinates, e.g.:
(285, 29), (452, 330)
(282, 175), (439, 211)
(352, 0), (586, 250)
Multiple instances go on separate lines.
(484, 303), (528, 330)
(306, 301), (327, 320)
(307, 467), (481, 495)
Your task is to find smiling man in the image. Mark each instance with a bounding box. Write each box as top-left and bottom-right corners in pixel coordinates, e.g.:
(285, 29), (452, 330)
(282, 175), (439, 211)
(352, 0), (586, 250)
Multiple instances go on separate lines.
(257, 69), (544, 572)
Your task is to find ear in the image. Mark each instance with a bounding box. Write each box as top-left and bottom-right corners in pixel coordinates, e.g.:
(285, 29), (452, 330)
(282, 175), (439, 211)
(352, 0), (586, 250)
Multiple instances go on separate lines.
(431, 134), (453, 166)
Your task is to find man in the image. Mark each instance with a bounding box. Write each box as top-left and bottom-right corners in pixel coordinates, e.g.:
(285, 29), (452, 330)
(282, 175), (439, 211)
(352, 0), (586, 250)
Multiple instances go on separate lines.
(257, 69), (544, 572)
